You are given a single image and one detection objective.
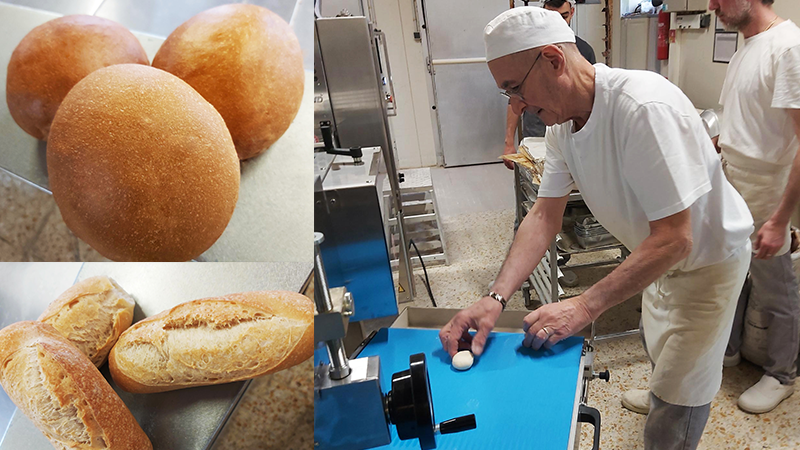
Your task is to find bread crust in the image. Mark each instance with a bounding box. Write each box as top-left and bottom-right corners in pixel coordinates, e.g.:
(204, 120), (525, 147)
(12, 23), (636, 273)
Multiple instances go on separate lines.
(6, 15), (148, 140)
(152, 4), (304, 160)
(109, 291), (313, 393)
(0, 321), (152, 450)
(38, 276), (135, 367)
(46, 64), (240, 262)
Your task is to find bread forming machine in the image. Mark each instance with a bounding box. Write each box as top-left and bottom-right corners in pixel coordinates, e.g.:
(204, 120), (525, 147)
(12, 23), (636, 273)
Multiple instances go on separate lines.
(314, 237), (608, 450)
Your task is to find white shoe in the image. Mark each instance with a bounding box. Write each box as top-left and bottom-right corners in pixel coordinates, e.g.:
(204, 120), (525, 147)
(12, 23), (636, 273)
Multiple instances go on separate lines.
(737, 375), (794, 414)
(723, 351), (741, 367)
(621, 389), (650, 415)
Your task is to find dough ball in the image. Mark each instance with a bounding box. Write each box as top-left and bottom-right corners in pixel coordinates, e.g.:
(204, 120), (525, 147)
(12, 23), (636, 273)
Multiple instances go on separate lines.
(452, 350), (474, 371)
(6, 15), (148, 140)
(47, 64), (240, 262)
(152, 4), (304, 160)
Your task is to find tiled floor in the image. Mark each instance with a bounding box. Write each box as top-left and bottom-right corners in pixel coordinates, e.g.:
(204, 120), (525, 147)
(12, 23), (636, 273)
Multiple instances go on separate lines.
(395, 164), (800, 449)
(0, 170), (110, 262)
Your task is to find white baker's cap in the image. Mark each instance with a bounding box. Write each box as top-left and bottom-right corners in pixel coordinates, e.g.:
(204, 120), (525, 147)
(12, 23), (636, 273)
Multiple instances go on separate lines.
(484, 7), (576, 62)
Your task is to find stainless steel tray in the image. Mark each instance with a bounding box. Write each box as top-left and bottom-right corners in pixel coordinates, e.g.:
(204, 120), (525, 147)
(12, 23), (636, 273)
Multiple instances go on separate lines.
(0, 261), (312, 450)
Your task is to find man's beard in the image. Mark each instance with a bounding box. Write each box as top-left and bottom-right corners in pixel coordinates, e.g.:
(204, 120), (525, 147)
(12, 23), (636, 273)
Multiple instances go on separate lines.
(717, 0), (753, 31)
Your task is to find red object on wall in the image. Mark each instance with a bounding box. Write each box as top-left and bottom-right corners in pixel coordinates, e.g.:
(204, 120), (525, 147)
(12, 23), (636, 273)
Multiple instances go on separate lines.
(657, 11), (670, 60)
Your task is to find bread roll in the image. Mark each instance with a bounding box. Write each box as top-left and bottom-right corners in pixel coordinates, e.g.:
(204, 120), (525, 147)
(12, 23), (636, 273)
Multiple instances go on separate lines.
(38, 276), (135, 367)
(109, 291), (314, 393)
(152, 4), (304, 160)
(47, 64), (240, 262)
(0, 321), (152, 450)
(6, 15), (148, 140)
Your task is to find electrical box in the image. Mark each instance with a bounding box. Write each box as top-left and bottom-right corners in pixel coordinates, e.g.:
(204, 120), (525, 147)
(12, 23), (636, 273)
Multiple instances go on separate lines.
(665, 0), (707, 12)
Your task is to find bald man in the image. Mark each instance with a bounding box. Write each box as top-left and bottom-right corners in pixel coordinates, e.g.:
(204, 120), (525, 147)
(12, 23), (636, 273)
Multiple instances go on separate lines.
(439, 7), (753, 449)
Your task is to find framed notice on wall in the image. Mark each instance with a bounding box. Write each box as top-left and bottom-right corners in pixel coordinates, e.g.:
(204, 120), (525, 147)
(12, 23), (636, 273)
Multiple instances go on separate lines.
(713, 32), (738, 63)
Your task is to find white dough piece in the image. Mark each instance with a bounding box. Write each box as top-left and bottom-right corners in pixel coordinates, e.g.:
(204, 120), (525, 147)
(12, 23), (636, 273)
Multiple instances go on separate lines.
(452, 350), (474, 371)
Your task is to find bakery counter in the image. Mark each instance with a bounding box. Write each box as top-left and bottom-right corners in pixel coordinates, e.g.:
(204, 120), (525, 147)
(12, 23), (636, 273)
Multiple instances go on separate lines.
(0, 262), (314, 450)
(0, 1), (312, 263)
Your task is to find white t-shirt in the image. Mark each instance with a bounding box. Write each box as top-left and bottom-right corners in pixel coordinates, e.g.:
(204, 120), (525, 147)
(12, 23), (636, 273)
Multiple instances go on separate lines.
(719, 20), (800, 166)
(539, 64), (753, 272)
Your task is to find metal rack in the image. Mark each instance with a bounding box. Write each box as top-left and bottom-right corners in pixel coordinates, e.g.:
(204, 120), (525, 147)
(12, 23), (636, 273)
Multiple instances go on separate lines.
(513, 162), (630, 307)
(383, 168), (449, 270)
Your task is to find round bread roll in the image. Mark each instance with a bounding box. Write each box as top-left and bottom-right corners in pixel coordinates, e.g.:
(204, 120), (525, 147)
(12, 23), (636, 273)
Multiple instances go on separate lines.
(6, 15), (148, 141)
(47, 64), (240, 262)
(152, 4), (304, 160)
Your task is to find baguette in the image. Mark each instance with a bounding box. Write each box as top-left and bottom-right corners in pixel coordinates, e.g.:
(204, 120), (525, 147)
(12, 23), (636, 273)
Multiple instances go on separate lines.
(39, 276), (135, 367)
(0, 321), (152, 450)
(109, 291), (314, 394)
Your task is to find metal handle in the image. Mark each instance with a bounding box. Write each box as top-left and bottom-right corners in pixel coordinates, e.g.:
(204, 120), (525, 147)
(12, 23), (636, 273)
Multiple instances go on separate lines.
(375, 30), (397, 117)
(578, 404), (601, 450)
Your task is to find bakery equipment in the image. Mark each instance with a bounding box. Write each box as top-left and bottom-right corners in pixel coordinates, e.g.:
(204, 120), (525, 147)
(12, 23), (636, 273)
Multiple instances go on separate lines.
(314, 237), (476, 450)
(0, 261), (312, 450)
(314, 15), (415, 302)
(350, 315), (606, 449)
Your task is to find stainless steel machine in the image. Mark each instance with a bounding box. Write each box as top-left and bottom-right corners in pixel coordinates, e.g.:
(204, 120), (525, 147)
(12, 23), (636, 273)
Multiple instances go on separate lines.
(314, 14), (415, 303)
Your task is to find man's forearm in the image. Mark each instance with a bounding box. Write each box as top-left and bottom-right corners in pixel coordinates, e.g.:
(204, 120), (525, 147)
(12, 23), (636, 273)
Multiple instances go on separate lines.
(505, 104), (520, 149)
(491, 197), (566, 300)
(771, 143), (800, 225)
(577, 214), (693, 321)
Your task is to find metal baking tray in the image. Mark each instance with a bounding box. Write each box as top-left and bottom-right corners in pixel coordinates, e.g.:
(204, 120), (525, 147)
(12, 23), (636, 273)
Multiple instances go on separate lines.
(0, 261), (312, 450)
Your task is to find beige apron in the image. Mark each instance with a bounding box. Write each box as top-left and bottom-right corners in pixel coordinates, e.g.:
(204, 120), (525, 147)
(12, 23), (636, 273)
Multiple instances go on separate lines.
(721, 150), (792, 256)
(642, 241), (750, 407)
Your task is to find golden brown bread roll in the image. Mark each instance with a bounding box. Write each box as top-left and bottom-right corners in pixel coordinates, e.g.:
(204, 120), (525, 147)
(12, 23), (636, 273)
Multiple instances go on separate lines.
(47, 64), (240, 262)
(6, 15), (148, 141)
(38, 276), (135, 367)
(0, 321), (152, 450)
(109, 291), (314, 393)
(152, 4), (304, 160)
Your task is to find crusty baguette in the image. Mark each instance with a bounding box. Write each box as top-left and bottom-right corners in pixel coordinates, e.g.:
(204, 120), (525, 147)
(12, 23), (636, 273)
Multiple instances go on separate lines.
(109, 291), (314, 394)
(39, 276), (135, 367)
(0, 321), (152, 450)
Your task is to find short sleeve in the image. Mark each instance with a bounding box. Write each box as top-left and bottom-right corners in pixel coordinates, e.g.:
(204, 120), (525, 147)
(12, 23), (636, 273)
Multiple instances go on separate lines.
(773, 45), (800, 109)
(622, 103), (712, 221)
(537, 127), (576, 198)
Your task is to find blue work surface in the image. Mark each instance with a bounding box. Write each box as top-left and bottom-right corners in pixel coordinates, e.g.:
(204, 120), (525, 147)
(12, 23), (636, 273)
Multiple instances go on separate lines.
(359, 328), (585, 450)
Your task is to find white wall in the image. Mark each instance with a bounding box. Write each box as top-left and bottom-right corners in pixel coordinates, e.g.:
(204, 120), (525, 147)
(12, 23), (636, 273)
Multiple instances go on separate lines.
(574, 3), (607, 63)
(674, 1), (800, 109)
(373, 0), (438, 169)
(374, 0), (609, 169)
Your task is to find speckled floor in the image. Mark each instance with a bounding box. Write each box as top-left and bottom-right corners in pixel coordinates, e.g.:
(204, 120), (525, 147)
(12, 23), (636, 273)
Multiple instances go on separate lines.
(0, 169), (110, 262)
(397, 204), (800, 449)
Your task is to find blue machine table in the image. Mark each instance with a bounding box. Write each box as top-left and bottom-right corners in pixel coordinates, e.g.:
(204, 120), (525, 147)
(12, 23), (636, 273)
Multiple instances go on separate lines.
(356, 327), (590, 450)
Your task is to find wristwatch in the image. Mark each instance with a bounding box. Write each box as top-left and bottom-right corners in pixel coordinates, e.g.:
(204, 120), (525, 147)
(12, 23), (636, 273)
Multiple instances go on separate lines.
(487, 291), (507, 311)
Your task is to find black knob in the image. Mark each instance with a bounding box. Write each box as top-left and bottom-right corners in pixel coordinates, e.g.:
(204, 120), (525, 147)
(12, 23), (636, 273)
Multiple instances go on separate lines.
(439, 414), (476, 435)
(599, 370), (610, 382)
(399, 173), (405, 183)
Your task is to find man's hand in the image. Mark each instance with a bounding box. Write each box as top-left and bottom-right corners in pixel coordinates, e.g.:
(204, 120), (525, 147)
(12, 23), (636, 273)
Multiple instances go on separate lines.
(521, 297), (593, 350)
(439, 297), (503, 357)
(503, 143), (517, 170)
(754, 218), (786, 259)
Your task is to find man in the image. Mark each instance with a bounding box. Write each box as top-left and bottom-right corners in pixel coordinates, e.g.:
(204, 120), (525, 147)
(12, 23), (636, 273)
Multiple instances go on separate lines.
(501, 0), (596, 170)
(709, 0), (800, 414)
(439, 7), (754, 449)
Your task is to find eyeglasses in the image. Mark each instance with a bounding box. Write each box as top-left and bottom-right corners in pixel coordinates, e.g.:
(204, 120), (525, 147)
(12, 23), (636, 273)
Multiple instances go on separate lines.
(500, 51), (542, 101)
